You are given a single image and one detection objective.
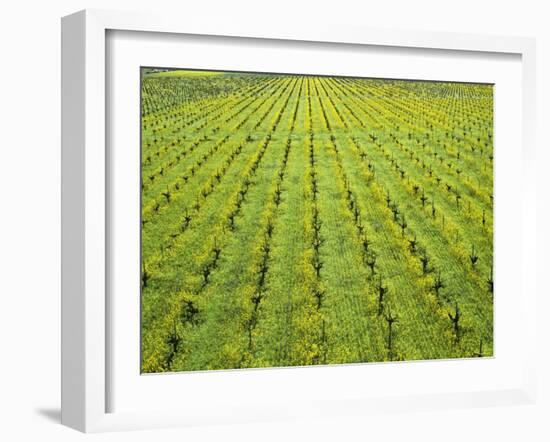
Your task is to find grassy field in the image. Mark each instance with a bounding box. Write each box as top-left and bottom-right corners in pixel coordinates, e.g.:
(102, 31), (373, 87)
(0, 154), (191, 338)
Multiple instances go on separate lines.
(146, 69), (226, 78)
(140, 69), (493, 373)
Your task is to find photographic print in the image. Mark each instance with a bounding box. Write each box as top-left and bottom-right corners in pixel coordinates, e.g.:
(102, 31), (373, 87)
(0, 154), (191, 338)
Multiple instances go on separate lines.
(140, 68), (493, 373)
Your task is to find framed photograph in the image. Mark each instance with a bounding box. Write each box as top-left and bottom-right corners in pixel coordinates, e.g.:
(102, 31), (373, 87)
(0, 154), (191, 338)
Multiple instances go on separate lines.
(61, 9), (537, 432)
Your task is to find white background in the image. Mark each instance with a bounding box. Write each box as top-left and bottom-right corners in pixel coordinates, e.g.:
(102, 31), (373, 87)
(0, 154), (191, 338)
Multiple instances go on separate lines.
(0, 0), (548, 441)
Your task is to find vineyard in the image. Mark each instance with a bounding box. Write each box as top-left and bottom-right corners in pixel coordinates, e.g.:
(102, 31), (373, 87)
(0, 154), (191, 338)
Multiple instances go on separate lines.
(140, 69), (493, 373)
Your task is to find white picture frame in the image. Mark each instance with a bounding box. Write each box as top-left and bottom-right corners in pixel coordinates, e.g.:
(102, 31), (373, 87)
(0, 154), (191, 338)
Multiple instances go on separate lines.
(61, 9), (537, 433)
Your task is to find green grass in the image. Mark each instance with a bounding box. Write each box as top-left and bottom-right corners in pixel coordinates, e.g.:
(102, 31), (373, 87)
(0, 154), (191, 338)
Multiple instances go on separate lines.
(146, 69), (227, 78)
(140, 68), (494, 373)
